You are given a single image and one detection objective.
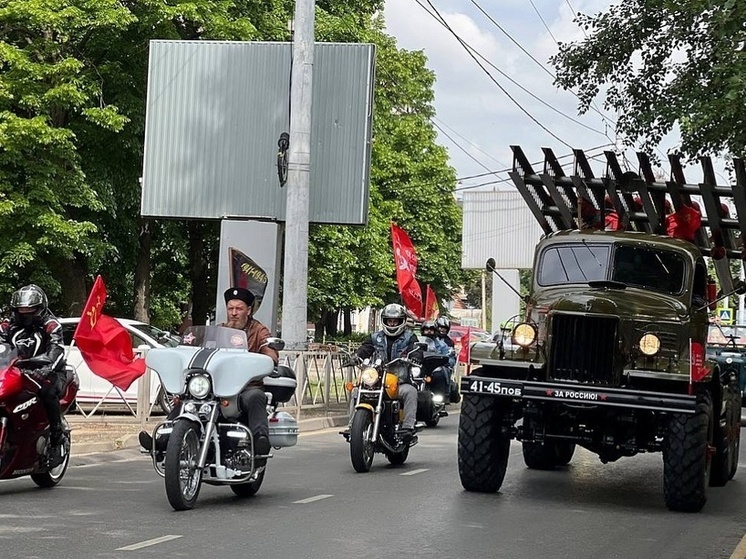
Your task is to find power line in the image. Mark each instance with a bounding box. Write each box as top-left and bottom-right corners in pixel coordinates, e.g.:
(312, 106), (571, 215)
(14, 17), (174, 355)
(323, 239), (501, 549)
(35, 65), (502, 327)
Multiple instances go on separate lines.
(431, 120), (498, 174)
(432, 116), (509, 169)
(416, 0), (574, 149)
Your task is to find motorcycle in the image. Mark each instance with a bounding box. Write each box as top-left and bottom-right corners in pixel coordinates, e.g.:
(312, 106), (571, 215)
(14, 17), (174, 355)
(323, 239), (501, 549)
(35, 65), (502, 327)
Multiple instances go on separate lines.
(0, 344), (79, 487)
(412, 352), (450, 427)
(341, 345), (426, 472)
(143, 325), (298, 511)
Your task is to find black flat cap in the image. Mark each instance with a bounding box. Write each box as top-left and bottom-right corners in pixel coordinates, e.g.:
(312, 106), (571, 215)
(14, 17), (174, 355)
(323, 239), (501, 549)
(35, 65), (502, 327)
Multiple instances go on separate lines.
(223, 287), (255, 307)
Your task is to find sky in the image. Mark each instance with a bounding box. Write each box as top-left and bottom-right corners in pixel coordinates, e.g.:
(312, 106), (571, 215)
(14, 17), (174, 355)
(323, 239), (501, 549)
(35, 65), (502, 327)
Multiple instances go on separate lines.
(381, 0), (694, 193)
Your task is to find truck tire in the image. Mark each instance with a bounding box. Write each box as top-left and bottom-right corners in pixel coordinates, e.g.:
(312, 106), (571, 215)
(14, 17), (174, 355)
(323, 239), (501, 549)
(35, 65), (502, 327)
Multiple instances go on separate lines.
(663, 392), (712, 512)
(458, 393), (510, 492)
(555, 441), (576, 466)
(522, 441), (558, 470)
(710, 379), (740, 486)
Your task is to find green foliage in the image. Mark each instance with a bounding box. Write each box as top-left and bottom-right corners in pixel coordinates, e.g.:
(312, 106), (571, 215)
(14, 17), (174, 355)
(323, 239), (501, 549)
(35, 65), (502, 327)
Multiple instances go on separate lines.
(552, 0), (746, 159)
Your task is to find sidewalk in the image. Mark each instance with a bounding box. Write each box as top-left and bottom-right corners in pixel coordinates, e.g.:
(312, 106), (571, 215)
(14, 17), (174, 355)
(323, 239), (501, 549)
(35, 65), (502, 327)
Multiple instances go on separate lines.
(68, 408), (349, 456)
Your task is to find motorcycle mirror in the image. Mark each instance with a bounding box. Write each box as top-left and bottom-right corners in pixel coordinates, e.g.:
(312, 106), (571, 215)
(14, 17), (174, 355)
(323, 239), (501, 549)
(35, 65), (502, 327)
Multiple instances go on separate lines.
(264, 337), (285, 351)
(486, 258), (496, 272)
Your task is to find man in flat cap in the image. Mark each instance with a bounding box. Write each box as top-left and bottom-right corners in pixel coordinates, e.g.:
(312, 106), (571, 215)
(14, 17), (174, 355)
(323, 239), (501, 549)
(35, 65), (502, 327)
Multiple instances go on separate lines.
(220, 286), (278, 458)
(140, 286), (278, 460)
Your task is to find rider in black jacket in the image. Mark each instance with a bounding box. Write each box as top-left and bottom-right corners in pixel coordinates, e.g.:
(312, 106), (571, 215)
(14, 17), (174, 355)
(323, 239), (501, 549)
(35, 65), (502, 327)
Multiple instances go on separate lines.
(0, 284), (67, 465)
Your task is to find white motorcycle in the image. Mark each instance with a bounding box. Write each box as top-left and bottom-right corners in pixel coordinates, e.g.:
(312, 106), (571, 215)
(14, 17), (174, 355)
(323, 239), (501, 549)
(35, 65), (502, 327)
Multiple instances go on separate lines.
(144, 325), (298, 511)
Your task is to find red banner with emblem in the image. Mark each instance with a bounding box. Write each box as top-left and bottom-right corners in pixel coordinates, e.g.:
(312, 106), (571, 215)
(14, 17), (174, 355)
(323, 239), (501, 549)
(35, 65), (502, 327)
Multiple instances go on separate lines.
(391, 223), (423, 318)
(73, 276), (147, 391)
(424, 285), (439, 320)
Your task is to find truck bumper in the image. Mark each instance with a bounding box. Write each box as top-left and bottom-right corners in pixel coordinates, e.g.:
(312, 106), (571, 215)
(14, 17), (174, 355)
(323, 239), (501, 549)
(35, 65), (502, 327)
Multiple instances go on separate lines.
(460, 375), (697, 414)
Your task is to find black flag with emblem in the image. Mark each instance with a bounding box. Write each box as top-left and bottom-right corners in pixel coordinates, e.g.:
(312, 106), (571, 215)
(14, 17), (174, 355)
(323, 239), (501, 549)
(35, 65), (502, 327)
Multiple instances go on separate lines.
(230, 247), (268, 311)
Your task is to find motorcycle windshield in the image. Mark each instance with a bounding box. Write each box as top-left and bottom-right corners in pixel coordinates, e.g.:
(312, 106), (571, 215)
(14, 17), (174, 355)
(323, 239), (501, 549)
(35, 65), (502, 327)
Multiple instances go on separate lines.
(145, 326), (274, 396)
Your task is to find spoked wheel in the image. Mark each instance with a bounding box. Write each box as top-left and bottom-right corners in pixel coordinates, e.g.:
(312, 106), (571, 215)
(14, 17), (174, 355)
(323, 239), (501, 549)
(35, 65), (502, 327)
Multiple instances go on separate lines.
(164, 420), (203, 511)
(32, 433), (71, 488)
(231, 469), (266, 498)
(350, 409), (375, 472)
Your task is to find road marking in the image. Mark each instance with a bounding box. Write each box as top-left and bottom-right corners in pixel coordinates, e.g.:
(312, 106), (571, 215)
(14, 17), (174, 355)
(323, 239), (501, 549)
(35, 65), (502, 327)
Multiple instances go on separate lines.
(730, 531), (746, 559)
(293, 494), (334, 504)
(400, 468), (429, 476)
(117, 535), (183, 551)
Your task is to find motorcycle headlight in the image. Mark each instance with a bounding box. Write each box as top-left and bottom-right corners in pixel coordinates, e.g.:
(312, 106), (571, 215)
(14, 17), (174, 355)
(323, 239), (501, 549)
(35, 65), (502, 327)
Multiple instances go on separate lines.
(187, 374), (211, 399)
(512, 323), (536, 347)
(639, 334), (660, 356)
(411, 366), (421, 378)
(361, 367), (379, 387)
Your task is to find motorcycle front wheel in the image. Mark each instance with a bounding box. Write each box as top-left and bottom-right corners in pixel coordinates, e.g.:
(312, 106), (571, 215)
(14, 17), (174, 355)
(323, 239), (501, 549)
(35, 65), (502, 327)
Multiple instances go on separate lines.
(31, 433), (71, 488)
(164, 420), (203, 511)
(350, 409), (375, 473)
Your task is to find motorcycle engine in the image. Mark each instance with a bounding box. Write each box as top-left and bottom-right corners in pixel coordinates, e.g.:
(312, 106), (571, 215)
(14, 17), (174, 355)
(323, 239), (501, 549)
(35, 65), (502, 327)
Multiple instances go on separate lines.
(225, 449), (252, 471)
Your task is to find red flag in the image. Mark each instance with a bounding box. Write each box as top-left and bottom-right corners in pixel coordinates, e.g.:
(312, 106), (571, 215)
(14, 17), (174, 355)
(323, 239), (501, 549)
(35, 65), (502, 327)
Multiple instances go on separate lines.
(424, 285), (439, 320)
(391, 223), (423, 318)
(73, 276), (147, 391)
(458, 326), (472, 364)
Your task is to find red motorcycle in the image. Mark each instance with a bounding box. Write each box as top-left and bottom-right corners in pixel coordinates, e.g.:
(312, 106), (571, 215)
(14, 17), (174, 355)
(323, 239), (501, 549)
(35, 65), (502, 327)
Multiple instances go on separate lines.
(0, 344), (78, 487)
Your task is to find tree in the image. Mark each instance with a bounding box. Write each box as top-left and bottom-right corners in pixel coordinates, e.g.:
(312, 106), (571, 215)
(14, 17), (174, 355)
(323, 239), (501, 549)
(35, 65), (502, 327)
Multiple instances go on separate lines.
(551, 1), (746, 159)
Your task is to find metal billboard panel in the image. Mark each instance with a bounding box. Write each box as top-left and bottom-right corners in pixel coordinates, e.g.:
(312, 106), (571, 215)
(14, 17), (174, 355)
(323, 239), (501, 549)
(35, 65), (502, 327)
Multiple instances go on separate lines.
(141, 41), (374, 224)
(461, 191), (543, 269)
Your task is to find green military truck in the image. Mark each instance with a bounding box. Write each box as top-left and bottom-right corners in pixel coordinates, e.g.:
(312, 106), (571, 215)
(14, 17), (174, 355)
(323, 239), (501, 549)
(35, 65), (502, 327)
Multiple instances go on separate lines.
(458, 146), (743, 512)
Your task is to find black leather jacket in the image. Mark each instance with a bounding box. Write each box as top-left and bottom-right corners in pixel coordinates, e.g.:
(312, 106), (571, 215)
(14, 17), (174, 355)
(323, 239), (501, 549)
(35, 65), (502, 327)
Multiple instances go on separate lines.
(0, 311), (65, 372)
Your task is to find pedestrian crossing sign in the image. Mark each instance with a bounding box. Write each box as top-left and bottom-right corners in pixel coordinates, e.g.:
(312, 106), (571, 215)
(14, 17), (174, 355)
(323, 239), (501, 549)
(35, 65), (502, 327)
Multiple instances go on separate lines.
(716, 307), (733, 325)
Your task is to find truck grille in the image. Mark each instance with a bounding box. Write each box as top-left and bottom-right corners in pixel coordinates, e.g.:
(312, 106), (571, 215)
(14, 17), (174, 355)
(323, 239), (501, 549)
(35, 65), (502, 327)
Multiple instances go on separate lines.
(549, 314), (619, 385)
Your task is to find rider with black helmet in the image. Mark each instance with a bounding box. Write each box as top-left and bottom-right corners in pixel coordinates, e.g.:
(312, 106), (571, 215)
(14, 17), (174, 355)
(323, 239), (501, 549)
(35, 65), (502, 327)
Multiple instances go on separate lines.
(0, 284), (67, 464)
(435, 316), (459, 402)
(356, 303), (421, 441)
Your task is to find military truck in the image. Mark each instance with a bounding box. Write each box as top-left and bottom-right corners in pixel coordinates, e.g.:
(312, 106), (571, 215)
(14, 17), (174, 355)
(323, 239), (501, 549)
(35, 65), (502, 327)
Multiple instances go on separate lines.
(458, 146), (743, 512)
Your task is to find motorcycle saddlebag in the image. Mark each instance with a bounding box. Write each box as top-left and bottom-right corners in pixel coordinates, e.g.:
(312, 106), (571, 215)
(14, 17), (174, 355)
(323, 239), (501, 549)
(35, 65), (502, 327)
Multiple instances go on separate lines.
(268, 411), (299, 447)
(263, 365), (297, 404)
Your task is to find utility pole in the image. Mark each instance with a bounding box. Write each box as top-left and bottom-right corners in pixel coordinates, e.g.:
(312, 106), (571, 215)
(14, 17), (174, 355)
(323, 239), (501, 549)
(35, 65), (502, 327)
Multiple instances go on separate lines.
(282, 0), (315, 350)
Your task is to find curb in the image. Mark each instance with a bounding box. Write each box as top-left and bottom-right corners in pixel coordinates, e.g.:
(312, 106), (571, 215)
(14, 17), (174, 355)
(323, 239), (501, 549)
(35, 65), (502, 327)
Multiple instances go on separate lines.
(71, 415), (350, 457)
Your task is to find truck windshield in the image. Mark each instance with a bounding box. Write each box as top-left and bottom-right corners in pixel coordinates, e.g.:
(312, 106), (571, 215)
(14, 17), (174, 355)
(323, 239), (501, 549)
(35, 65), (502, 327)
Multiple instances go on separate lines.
(611, 245), (685, 294)
(537, 244), (609, 285)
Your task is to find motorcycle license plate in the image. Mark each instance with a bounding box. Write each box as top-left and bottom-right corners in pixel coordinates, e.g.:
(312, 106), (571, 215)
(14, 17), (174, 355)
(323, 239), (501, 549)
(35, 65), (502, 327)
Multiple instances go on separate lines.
(466, 379), (522, 397)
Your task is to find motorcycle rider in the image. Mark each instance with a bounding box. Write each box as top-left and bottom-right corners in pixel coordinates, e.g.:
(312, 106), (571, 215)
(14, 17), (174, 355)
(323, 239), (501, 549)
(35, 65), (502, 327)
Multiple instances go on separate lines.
(419, 320), (453, 398)
(435, 316), (457, 400)
(0, 284), (67, 466)
(139, 287), (277, 460)
(355, 303), (421, 442)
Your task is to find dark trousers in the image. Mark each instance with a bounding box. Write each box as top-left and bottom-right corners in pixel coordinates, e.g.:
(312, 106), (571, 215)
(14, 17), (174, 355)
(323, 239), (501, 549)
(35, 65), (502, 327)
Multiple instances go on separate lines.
(39, 371), (64, 439)
(239, 386), (269, 439)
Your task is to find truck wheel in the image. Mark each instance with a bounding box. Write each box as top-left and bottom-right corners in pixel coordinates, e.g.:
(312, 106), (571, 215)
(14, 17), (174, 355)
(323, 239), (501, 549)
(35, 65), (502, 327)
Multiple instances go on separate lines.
(555, 441), (576, 466)
(522, 441), (558, 470)
(458, 394), (510, 492)
(663, 392), (712, 512)
(711, 379), (740, 486)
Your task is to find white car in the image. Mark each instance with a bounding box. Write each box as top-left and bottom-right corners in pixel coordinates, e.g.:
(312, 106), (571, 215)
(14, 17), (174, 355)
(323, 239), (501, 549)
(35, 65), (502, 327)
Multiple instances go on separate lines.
(59, 317), (179, 414)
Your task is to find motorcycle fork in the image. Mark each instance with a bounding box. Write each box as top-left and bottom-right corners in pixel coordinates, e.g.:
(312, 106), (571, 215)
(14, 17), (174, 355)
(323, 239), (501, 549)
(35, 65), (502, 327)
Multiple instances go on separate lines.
(197, 404), (219, 470)
(0, 416), (6, 452)
(370, 388), (386, 441)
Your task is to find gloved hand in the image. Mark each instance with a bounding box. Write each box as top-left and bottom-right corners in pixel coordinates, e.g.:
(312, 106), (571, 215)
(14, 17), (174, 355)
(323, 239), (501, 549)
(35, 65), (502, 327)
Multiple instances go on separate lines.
(25, 365), (52, 385)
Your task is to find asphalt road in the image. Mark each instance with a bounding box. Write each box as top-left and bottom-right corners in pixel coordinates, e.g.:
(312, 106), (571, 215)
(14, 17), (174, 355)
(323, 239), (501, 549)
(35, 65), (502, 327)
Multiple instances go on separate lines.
(1, 414), (745, 559)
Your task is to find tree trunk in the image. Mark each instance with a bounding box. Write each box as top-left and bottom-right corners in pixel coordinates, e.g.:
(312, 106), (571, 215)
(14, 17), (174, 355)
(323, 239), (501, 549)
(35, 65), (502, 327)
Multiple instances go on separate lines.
(51, 255), (88, 316)
(133, 218), (151, 323)
(314, 320), (324, 341)
(343, 307), (352, 336)
(188, 221), (211, 326)
(323, 308), (338, 337)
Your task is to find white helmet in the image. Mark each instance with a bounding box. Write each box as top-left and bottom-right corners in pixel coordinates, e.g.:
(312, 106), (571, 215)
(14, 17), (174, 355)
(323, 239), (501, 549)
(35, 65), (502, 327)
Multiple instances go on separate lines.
(380, 303), (407, 337)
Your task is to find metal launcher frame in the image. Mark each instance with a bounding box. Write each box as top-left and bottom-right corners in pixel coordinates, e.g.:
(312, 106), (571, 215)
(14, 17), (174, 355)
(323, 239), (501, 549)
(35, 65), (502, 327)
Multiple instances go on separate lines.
(508, 146), (746, 293)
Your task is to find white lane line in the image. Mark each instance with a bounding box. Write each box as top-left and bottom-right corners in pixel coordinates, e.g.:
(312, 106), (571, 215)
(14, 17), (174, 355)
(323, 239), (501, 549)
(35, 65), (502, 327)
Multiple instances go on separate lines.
(117, 535), (183, 551)
(400, 468), (429, 476)
(293, 494), (334, 504)
(730, 531), (746, 559)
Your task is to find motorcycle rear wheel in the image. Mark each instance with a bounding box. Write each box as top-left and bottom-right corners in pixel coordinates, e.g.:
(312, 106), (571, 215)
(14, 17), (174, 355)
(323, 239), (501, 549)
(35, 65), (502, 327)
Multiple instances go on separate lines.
(231, 469), (265, 498)
(385, 446), (409, 465)
(164, 420), (203, 511)
(350, 409), (375, 472)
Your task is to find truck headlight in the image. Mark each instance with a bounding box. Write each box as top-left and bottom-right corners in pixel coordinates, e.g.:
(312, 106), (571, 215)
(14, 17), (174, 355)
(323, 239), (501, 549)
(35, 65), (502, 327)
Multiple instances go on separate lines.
(187, 375), (211, 398)
(512, 323), (536, 347)
(639, 334), (661, 356)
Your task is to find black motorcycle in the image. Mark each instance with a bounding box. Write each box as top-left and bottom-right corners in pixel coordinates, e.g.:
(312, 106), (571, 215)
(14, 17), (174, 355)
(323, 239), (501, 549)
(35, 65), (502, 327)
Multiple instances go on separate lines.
(412, 352), (450, 427)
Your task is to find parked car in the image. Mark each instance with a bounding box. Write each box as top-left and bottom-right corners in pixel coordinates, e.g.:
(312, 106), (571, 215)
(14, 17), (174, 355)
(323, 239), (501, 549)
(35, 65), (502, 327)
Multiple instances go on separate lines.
(707, 323), (746, 406)
(59, 317), (180, 414)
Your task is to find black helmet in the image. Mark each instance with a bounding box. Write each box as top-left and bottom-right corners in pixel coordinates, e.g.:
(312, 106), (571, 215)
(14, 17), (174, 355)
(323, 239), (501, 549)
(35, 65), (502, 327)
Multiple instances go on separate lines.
(421, 320), (437, 337)
(435, 316), (451, 334)
(10, 284), (48, 327)
(380, 303), (407, 337)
